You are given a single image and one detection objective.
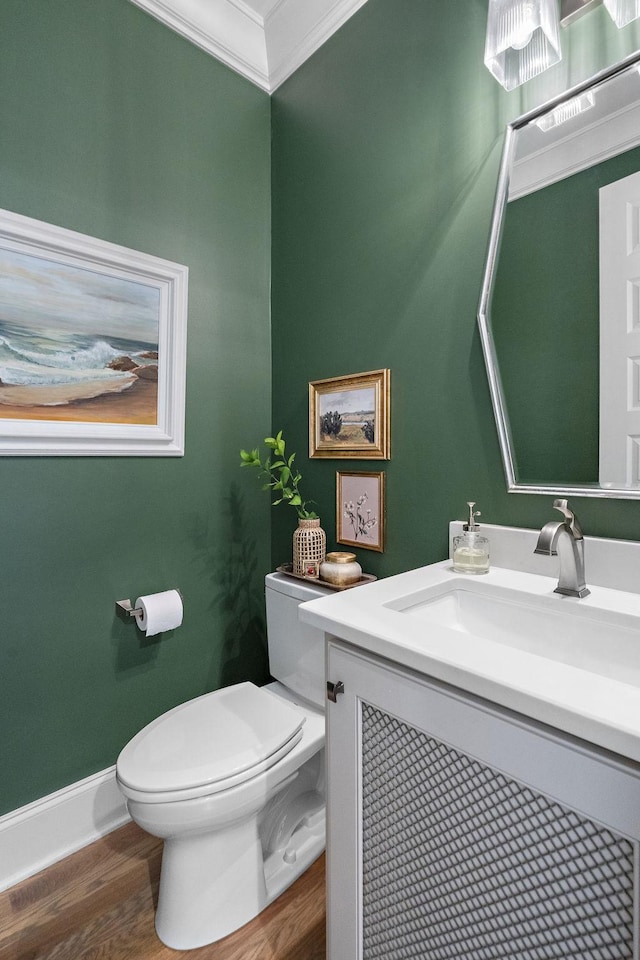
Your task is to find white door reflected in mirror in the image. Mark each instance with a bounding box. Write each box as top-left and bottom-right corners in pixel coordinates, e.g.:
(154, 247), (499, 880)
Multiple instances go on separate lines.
(599, 169), (640, 486)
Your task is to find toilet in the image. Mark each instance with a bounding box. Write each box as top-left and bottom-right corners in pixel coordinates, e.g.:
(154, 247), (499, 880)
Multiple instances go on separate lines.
(116, 572), (331, 950)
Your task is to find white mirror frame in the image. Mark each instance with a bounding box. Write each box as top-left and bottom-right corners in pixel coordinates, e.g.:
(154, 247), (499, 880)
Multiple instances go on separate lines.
(478, 49), (640, 500)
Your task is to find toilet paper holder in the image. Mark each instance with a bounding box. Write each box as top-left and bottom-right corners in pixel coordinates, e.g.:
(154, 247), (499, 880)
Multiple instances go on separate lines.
(115, 598), (143, 618)
(115, 589), (184, 622)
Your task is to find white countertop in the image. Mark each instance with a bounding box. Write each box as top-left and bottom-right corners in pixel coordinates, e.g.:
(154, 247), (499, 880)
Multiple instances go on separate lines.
(300, 559), (640, 764)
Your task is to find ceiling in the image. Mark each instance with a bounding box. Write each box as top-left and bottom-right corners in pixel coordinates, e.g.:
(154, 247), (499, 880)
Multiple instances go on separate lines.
(128, 0), (370, 92)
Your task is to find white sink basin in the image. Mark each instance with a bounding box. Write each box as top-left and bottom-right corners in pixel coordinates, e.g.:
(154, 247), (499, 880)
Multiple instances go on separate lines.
(300, 554), (640, 763)
(385, 579), (640, 688)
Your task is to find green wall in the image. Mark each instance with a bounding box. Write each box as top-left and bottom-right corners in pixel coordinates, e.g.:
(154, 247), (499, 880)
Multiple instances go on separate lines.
(271, 0), (640, 577)
(0, 0), (272, 814)
(4, 0), (640, 819)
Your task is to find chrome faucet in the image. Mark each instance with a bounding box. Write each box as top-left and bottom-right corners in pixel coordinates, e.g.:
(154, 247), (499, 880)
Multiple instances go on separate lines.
(534, 499), (590, 598)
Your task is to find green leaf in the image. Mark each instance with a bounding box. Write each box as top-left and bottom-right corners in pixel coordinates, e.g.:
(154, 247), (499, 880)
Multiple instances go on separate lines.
(271, 429), (283, 456)
(240, 430), (316, 523)
(240, 448), (261, 467)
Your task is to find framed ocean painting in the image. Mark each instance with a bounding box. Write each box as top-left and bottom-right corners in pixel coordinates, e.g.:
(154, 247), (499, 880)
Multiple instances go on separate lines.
(0, 208), (188, 455)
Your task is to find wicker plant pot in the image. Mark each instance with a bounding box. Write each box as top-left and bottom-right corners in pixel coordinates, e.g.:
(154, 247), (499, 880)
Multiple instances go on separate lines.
(293, 517), (326, 576)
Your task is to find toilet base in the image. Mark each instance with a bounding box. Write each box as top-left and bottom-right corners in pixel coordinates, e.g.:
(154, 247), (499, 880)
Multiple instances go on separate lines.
(156, 818), (267, 949)
(154, 806), (326, 950)
(264, 803), (325, 903)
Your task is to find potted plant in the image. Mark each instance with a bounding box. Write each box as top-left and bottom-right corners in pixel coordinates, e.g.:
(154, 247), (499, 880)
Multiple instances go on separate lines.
(240, 430), (326, 575)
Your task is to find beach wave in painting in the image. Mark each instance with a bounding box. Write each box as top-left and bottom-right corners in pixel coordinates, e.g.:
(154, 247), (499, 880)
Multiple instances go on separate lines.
(0, 245), (162, 424)
(0, 321), (158, 414)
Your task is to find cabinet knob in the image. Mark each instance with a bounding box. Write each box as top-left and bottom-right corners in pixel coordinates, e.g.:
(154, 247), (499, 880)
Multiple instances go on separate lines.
(327, 680), (345, 703)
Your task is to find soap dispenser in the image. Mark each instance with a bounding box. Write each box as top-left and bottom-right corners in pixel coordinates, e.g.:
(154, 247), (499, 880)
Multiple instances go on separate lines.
(452, 502), (490, 574)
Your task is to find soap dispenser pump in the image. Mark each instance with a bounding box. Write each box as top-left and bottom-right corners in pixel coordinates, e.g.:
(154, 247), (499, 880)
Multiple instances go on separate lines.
(452, 502), (490, 574)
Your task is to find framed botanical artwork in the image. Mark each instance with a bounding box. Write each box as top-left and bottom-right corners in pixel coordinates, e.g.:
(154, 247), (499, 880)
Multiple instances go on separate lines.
(309, 368), (390, 459)
(0, 208), (188, 455)
(336, 471), (385, 552)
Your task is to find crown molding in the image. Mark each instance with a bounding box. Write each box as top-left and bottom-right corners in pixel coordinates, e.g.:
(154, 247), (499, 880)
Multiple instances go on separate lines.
(128, 0), (270, 89)
(226, 0), (266, 27)
(266, 0), (370, 91)
(127, 0), (368, 93)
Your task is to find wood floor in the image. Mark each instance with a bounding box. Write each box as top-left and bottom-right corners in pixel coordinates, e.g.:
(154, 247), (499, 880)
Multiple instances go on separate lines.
(0, 822), (326, 960)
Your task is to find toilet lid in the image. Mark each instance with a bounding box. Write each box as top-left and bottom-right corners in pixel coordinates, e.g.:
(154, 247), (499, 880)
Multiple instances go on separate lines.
(117, 682), (305, 795)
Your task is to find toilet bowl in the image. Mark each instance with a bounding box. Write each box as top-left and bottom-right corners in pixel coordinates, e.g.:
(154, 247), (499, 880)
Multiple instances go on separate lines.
(116, 573), (331, 950)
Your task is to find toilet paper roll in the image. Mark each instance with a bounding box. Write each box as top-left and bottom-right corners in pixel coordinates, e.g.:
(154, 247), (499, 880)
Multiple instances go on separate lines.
(134, 589), (183, 637)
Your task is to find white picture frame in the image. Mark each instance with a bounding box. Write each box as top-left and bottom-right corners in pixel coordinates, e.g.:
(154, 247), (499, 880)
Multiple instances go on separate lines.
(0, 208), (188, 455)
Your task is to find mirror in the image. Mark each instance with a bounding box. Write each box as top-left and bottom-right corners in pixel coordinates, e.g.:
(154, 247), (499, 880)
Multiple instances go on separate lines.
(479, 50), (640, 499)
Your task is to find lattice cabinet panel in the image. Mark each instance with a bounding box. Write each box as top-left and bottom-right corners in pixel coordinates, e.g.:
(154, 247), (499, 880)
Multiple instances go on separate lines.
(326, 641), (640, 960)
(361, 702), (636, 960)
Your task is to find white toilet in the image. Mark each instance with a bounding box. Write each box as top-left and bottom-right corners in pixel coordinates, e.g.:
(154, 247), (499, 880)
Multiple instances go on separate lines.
(116, 572), (331, 950)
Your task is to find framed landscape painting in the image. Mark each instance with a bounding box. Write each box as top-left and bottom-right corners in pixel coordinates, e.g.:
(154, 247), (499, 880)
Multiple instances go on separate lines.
(0, 208), (188, 455)
(309, 369), (390, 459)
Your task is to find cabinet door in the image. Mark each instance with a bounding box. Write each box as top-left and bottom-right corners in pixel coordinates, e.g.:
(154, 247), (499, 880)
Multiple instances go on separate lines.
(326, 641), (640, 960)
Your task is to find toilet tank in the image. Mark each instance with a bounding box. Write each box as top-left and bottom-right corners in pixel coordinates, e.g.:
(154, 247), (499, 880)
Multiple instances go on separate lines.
(265, 572), (333, 709)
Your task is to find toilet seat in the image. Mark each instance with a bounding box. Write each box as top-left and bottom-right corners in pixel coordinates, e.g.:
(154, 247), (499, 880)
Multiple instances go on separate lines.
(117, 682), (306, 803)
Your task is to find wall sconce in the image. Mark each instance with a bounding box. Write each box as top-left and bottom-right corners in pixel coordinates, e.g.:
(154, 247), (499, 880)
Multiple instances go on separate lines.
(603, 0), (640, 27)
(563, 0), (640, 25)
(484, 0), (562, 91)
(485, 0), (640, 90)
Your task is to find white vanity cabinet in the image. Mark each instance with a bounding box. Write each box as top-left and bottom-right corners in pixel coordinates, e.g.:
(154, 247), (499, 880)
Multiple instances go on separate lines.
(326, 639), (640, 960)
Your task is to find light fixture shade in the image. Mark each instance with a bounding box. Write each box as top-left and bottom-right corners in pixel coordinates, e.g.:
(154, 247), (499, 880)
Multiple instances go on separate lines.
(484, 0), (562, 91)
(534, 90), (595, 130)
(603, 0), (640, 26)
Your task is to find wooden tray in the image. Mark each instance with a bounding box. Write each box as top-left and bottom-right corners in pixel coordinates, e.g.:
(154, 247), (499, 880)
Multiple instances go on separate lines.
(276, 564), (377, 591)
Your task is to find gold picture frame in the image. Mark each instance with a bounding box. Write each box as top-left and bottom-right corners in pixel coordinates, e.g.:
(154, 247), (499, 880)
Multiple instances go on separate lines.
(309, 369), (390, 459)
(336, 471), (385, 552)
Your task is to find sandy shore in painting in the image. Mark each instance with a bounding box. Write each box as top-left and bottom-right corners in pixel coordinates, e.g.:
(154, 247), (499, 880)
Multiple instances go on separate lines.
(0, 377), (157, 424)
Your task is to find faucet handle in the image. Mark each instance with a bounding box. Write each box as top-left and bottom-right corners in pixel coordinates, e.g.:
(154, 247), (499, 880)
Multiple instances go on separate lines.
(552, 498), (583, 539)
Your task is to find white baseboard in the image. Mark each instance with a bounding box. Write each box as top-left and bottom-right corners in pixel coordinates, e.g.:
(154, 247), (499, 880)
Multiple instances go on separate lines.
(0, 767), (131, 893)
